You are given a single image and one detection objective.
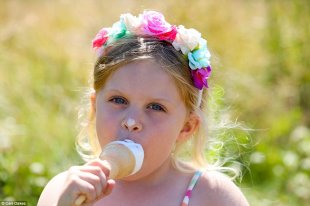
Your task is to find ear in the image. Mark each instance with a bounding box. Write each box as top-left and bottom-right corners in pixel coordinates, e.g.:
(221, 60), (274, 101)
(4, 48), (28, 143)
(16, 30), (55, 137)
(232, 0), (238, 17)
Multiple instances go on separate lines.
(178, 112), (200, 142)
(90, 91), (96, 113)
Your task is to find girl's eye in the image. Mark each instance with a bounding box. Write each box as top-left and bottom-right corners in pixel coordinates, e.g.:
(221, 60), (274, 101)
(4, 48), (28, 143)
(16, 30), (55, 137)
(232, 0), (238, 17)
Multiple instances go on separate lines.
(148, 103), (166, 112)
(109, 97), (127, 105)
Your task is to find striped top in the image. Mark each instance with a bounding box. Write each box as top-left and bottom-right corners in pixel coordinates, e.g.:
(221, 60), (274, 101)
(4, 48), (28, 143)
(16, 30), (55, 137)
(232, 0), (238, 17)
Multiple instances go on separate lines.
(181, 171), (203, 206)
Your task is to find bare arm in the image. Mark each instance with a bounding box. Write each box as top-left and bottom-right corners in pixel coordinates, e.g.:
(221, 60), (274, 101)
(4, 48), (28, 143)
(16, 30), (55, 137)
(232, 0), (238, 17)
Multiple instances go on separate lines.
(37, 171), (67, 206)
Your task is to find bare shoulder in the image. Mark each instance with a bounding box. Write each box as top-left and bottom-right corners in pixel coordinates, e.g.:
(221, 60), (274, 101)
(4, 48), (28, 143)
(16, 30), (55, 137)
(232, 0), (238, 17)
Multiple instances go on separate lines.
(37, 171), (68, 206)
(190, 171), (249, 206)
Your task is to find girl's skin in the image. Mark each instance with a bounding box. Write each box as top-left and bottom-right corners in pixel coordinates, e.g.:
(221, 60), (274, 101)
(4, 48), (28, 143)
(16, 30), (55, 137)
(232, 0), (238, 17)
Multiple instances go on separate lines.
(38, 60), (249, 206)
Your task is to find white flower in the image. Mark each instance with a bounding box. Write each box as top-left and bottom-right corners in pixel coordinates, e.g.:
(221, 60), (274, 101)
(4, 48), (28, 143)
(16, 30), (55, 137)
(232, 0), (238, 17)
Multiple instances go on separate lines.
(120, 13), (143, 34)
(172, 25), (201, 54)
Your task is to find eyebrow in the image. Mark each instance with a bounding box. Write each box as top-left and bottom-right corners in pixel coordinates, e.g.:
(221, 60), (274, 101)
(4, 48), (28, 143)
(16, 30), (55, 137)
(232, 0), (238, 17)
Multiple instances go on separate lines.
(104, 88), (175, 104)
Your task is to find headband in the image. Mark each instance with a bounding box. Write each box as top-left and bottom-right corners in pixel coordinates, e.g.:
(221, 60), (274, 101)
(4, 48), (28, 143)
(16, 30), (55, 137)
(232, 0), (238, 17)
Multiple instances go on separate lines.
(92, 10), (212, 90)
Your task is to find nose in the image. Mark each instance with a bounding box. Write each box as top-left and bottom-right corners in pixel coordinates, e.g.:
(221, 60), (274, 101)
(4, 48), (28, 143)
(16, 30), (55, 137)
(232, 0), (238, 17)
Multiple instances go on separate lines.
(121, 118), (143, 132)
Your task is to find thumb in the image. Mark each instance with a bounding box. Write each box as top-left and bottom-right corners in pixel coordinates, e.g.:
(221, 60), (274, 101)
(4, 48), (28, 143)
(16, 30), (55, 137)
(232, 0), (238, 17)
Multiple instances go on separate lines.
(89, 179), (115, 204)
(103, 179), (115, 196)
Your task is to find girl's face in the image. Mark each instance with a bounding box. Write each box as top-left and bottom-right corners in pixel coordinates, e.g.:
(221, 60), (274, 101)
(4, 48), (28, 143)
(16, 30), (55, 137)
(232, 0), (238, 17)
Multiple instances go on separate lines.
(93, 60), (197, 179)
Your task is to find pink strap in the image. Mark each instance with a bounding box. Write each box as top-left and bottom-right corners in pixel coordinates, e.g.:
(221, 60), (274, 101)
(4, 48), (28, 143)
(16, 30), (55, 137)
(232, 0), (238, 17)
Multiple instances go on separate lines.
(181, 171), (203, 206)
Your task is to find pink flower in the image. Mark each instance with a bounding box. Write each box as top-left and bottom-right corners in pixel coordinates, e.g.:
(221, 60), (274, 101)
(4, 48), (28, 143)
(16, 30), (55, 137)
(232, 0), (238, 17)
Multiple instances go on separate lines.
(92, 28), (109, 49)
(191, 66), (212, 90)
(142, 11), (177, 41)
(157, 25), (177, 41)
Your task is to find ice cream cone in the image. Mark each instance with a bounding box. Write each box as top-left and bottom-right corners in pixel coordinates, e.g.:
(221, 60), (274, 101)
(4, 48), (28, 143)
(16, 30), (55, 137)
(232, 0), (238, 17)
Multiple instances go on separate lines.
(100, 142), (136, 178)
(75, 139), (144, 205)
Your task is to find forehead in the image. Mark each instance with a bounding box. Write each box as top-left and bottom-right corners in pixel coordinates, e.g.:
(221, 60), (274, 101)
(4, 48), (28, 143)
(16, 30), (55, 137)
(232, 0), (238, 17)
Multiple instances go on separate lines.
(102, 60), (182, 101)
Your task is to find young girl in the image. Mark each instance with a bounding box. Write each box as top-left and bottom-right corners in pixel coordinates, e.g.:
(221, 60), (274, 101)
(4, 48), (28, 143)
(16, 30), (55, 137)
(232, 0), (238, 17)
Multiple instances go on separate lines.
(38, 10), (249, 206)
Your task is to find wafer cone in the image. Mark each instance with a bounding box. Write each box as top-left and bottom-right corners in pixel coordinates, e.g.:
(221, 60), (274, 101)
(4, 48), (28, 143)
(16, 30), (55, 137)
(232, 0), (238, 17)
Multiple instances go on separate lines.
(99, 142), (136, 179)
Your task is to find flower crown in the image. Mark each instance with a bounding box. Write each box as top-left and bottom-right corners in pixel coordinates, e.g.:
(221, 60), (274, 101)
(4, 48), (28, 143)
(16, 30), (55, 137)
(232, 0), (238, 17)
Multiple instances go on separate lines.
(92, 10), (212, 90)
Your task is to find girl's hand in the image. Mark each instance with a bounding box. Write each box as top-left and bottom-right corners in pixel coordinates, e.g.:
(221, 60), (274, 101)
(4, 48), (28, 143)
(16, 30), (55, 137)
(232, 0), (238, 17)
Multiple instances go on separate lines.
(57, 159), (115, 206)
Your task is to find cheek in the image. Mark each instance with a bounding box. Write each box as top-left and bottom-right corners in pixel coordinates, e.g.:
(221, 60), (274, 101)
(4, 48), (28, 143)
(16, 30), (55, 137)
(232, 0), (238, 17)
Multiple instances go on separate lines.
(139, 130), (177, 176)
(143, 119), (181, 159)
(149, 117), (184, 141)
(95, 108), (119, 147)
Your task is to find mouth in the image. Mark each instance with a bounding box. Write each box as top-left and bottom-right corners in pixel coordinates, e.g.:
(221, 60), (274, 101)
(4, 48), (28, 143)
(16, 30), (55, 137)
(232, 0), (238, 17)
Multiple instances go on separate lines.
(115, 135), (136, 143)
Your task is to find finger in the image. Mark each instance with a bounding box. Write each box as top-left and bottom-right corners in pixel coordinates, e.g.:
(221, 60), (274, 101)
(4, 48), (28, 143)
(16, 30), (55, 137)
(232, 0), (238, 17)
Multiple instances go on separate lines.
(76, 171), (103, 198)
(72, 176), (97, 204)
(86, 159), (111, 177)
(78, 165), (108, 189)
(103, 179), (115, 196)
(68, 164), (111, 200)
(95, 179), (116, 202)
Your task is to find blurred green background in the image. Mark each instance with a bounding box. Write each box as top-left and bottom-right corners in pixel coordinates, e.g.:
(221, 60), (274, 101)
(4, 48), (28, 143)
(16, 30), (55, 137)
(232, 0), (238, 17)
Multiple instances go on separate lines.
(0, 0), (309, 205)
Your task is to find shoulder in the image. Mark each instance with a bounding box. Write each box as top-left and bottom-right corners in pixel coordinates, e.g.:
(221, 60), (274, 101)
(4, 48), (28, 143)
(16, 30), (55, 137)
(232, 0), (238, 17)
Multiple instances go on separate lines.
(37, 171), (68, 206)
(190, 171), (249, 206)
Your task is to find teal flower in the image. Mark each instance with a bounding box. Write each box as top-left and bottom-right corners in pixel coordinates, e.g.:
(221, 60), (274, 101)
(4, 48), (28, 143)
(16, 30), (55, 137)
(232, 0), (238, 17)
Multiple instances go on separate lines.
(107, 21), (129, 44)
(188, 39), (211, 70)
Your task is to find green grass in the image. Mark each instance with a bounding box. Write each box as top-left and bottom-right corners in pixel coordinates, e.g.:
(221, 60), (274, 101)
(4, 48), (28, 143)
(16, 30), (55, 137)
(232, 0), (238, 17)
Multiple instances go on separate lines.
(0, 0), (309, 205)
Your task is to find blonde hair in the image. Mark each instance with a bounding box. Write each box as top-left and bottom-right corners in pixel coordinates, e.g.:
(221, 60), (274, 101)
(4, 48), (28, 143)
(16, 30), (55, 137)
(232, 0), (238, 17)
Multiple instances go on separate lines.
(76, 36), (214, 173)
